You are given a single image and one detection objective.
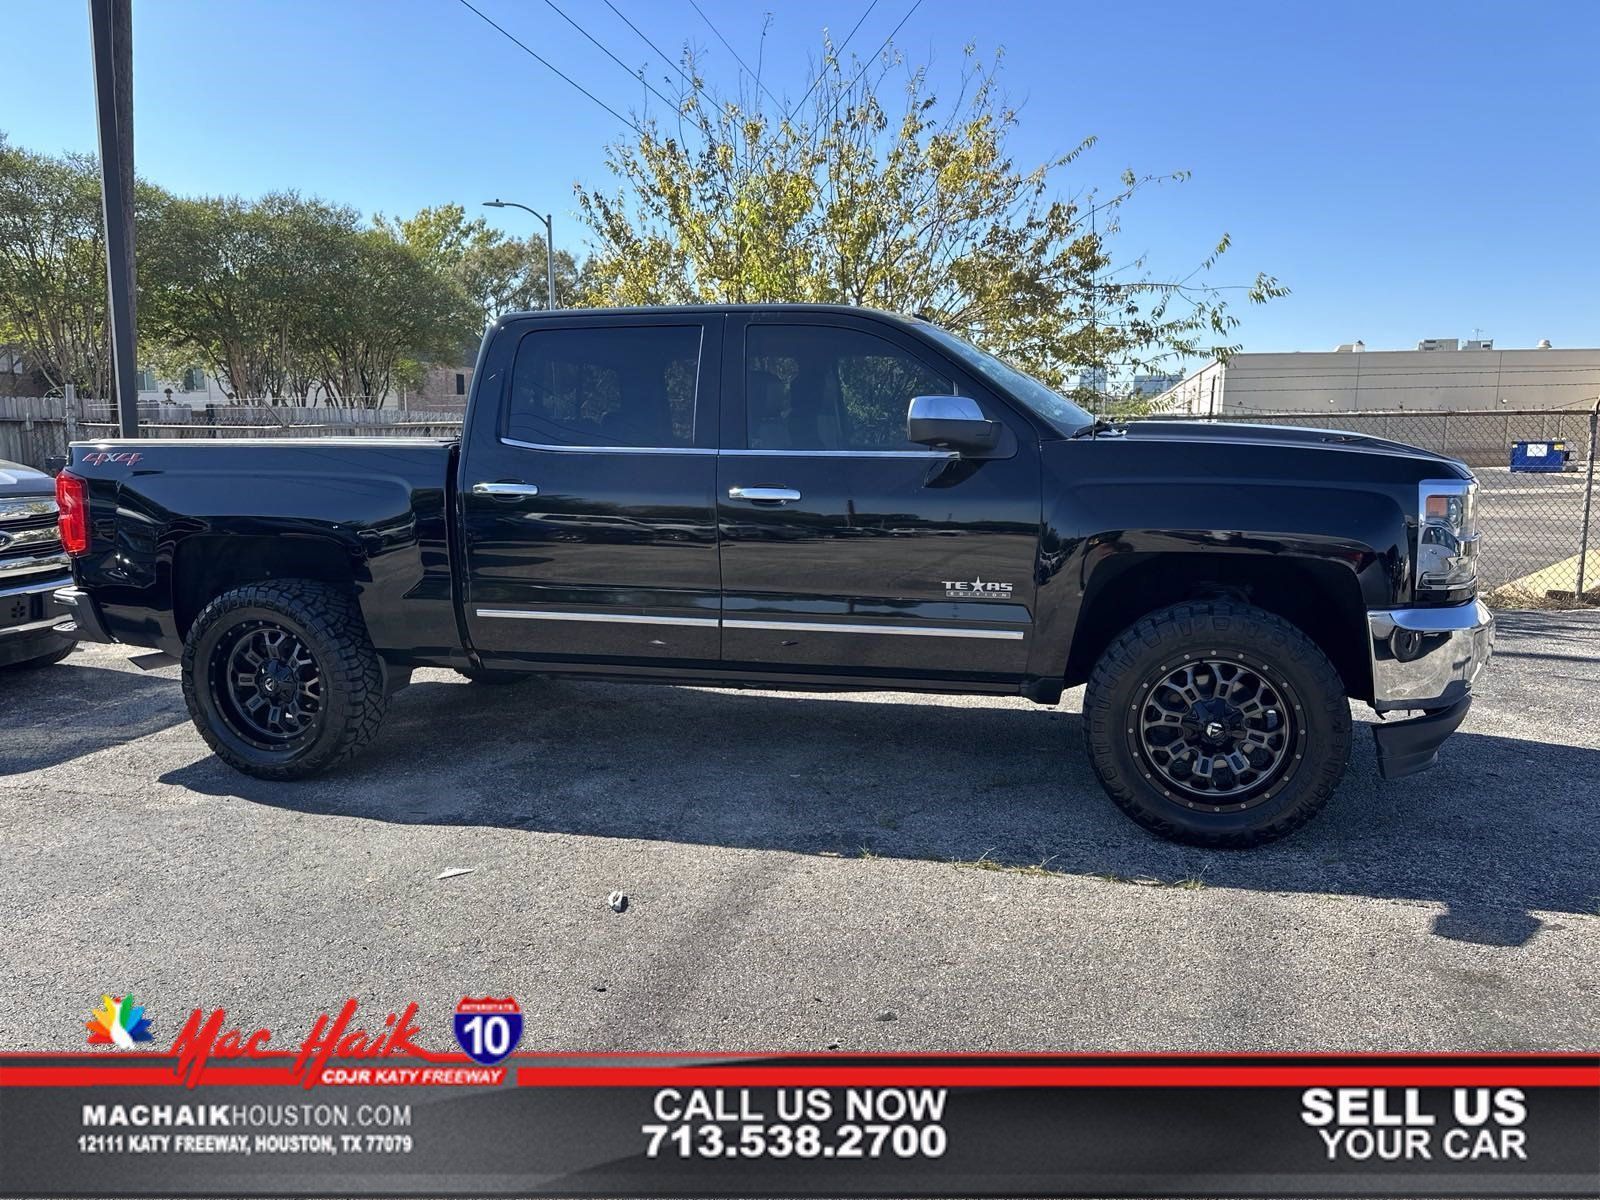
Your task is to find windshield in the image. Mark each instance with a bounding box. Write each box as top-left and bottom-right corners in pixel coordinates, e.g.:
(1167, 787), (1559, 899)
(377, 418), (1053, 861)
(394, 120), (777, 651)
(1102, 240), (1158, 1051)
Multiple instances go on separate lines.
(918, 325), (1094, 437)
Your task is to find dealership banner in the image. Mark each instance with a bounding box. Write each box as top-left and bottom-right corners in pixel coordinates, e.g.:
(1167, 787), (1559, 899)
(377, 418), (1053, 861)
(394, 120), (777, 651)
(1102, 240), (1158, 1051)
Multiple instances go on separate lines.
(1, 1002), (1595, 1196)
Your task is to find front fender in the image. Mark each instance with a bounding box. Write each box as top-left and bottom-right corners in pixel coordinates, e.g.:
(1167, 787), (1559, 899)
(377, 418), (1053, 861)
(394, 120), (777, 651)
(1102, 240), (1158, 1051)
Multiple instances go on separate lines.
(1030, 469), (1409, 690)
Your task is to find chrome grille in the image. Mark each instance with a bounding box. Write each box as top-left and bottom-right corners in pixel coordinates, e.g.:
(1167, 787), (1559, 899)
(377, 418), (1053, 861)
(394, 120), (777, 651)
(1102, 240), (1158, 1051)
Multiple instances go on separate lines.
(0, 496), (63, 568)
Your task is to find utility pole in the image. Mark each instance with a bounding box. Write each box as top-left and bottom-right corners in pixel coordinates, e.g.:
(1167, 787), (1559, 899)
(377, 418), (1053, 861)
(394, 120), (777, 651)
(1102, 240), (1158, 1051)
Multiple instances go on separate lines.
(483, 200), (556, 309)
(88, 0), (138, 437)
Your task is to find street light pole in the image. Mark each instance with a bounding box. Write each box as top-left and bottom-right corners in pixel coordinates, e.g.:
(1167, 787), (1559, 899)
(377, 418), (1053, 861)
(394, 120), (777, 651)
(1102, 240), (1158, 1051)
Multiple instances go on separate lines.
(483, 199), (556, 310)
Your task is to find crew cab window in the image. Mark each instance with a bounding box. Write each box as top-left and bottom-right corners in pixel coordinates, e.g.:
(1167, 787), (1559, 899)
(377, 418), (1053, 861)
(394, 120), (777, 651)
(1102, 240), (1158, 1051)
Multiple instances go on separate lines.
(745, 325), (954, 451)
(507, 325), (700, 448)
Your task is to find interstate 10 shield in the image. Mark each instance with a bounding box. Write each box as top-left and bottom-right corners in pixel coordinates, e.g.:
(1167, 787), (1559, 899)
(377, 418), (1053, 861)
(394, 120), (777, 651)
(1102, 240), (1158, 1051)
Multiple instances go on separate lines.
(453, 997), (523, 1065)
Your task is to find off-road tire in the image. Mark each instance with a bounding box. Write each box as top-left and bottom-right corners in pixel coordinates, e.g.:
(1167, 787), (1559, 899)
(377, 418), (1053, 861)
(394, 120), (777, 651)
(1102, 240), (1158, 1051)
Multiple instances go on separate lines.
(182, 579), (387, 780)
(1082, 601), (1351, 847)
(454, 666), (534, 685)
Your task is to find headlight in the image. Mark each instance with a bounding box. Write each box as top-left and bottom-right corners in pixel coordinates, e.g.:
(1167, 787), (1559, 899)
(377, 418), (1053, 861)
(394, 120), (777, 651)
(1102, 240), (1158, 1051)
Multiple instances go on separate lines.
(1416, 479), (1478, 594)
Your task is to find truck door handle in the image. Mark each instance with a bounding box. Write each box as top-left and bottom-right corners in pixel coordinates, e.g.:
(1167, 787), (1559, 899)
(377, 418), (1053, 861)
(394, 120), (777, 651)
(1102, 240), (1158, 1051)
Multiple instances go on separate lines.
(472, 481), (540, 500)
(728, 486), (801, 504)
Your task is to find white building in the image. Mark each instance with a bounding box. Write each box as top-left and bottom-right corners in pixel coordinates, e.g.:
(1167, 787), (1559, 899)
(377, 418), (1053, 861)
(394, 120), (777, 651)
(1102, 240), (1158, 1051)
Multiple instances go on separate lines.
(1155, 340), (1600, 415)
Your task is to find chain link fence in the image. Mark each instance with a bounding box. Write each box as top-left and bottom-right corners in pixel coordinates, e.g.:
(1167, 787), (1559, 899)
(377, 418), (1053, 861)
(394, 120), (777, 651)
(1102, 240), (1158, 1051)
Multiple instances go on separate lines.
(1140, 406), (1600, 607)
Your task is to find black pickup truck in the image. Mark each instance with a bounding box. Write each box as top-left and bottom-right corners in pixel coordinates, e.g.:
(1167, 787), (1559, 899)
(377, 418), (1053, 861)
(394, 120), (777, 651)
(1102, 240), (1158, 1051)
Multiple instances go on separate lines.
(55, 305), (1493, 845)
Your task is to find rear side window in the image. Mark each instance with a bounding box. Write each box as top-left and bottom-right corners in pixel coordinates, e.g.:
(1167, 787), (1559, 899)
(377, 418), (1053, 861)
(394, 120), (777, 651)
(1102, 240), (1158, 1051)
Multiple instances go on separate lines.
(507, 325), (700, 448)
(745, 324), (954, 451)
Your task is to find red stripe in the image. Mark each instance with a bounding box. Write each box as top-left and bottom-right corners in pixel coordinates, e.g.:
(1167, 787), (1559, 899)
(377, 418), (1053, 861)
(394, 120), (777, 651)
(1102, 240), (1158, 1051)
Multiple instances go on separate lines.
(5, 1049), (1593, 1061)
(511, 1066), (1600, 1089)
(5, 1064), (1593, 1088)
(2, 1067), (299, 1087)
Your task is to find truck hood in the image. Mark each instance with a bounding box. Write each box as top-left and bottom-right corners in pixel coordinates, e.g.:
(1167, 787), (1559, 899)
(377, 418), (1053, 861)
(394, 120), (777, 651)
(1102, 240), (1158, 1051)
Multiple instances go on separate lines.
(1109, 420), (1472, 477)
(0, 459), (54, 499)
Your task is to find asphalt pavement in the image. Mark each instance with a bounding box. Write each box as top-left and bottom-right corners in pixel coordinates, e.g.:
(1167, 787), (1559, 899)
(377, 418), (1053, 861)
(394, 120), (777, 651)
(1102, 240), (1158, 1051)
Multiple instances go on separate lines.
(2, 609), (1596, 1053)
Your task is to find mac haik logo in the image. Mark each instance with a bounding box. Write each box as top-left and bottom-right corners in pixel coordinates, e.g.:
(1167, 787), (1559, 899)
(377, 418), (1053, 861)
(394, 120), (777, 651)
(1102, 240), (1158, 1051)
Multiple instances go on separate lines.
(86, 994), (154, 1048)
(943, 576), (1015, 600)
(453, 997), (523, 1065)
(168, 998), (426, 1088)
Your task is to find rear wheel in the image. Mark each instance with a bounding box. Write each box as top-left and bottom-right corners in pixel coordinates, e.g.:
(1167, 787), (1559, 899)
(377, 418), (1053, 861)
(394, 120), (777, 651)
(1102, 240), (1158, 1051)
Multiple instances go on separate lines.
(182, 580), (387, 780)
(1082, 601), (1351, 847)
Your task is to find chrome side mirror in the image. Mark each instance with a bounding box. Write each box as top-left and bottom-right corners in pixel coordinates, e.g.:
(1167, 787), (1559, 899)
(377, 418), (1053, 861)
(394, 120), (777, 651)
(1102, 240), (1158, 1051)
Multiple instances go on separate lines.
(906, 395), (1000, 453)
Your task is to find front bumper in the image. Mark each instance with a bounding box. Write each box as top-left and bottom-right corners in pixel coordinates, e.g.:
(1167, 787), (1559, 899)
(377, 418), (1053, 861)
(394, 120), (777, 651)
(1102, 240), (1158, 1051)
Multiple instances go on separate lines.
(0, 568), (76, 664)
(1366, 599), (1495, 779)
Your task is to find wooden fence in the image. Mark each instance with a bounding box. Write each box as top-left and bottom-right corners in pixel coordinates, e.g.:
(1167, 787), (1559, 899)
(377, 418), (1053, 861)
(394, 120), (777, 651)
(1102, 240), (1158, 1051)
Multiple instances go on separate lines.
(0, 396), (465, 469)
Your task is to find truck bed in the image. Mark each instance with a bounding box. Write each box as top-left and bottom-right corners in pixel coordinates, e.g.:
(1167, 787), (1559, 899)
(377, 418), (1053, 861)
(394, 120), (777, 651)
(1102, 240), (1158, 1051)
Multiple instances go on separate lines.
(65, 437), (464, 664)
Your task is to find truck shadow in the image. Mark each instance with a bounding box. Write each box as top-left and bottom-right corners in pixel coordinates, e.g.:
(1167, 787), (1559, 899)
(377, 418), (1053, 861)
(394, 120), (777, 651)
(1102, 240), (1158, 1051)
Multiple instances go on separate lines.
(158, 674), (1600, 948)
(0, 658), (187, 774)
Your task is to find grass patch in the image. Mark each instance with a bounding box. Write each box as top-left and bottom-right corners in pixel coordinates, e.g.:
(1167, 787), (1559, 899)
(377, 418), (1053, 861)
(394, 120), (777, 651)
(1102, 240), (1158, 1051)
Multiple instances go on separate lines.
(1485, 583), (1599, 611)
(949, 853), (1206, 887)
(952, 849), (1065, 878)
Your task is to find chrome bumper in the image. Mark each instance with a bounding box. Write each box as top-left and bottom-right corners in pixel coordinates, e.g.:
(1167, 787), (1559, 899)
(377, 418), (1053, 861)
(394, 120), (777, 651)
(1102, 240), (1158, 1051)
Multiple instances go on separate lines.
(0, 568), (75, 640)
(1368, 599), (1494, 713)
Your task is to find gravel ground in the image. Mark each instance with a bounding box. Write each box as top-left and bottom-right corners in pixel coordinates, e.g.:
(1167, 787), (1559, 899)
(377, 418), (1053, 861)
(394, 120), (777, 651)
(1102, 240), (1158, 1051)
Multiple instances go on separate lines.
(1, 609), (1596, 1053)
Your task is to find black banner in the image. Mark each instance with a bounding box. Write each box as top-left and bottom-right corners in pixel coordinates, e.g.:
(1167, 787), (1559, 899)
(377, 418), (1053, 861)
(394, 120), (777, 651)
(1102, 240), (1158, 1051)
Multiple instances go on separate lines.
(2, 1054), (1596, 1196)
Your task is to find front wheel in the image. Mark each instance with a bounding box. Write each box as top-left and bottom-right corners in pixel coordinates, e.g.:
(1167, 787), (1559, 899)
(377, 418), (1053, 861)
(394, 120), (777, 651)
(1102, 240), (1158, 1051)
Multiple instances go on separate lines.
(182, 579), (388, 780)
(1082, 601), (1351, 847)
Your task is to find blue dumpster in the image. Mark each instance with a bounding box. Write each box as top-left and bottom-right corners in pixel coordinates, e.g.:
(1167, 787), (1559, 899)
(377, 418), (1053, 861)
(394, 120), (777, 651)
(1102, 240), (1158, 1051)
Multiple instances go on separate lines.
(1509, 440), (1571, 472)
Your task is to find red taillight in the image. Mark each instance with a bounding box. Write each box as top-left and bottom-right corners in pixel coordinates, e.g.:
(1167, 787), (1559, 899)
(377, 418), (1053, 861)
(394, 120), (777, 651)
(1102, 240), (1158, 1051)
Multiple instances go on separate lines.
(56, 470), (89, 556)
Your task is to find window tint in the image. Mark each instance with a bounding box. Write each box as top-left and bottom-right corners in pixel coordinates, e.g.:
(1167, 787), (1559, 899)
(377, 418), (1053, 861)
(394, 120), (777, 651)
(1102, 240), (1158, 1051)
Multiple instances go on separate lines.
(745, 325), (954, 451)
(507, 325), (700, 448)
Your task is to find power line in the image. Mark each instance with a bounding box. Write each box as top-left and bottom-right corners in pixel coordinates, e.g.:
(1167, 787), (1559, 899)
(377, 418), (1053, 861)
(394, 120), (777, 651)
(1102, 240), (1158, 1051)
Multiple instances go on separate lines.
(688, 0), (784, 113)
(603, 0), (694, 90)
(819, 0), (924, 125)
(790, 0), (879, 117)
(454, 0), (644, 136)
(541, 0), (679, 111)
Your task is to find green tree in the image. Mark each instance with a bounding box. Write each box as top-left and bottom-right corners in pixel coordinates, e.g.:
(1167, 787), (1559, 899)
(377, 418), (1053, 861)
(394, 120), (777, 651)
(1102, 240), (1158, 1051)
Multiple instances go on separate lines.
(299, 224), (470, 406)
(379, 203), (580, 343)
(575, 43), (1285, 393)
(140, 192), (328, 400)
(0, 135), (116, 396)
(143, 193), (470, 406)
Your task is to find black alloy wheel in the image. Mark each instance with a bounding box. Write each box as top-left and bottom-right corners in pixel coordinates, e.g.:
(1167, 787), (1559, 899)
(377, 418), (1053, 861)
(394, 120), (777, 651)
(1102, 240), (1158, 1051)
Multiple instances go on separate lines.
(1132, 656), (1299, 809)
(1082, 600), (1352, 847)
(211, 621), (325, 749)
(182, 579), (388, 780)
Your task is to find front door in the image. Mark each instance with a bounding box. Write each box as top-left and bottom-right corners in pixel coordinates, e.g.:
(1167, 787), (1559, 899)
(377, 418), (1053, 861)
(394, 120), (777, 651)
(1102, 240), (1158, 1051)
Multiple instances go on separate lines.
(460, 313), (723, 668)
(716, 313), (1041, 684)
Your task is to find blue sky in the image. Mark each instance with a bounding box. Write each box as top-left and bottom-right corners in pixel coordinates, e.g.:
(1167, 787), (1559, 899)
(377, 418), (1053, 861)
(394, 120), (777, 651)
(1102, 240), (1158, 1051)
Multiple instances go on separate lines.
(5, 0), (1597, 357)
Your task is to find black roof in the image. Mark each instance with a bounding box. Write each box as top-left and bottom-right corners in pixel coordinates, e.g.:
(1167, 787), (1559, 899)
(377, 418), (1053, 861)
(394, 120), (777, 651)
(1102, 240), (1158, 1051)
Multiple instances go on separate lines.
(496, 303), (930, 329)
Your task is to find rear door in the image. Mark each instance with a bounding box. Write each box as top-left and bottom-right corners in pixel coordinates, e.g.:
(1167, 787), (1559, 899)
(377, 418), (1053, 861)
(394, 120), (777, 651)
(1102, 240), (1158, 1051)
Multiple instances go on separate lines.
(716, 312), (1041, 684)
(459, 313), (723, 668)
